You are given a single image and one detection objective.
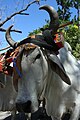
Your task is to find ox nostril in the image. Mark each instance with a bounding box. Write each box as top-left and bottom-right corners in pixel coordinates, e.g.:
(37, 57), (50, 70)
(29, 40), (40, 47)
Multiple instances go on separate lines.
(26, 100), (31, 107)
(16, 100), (31, 113)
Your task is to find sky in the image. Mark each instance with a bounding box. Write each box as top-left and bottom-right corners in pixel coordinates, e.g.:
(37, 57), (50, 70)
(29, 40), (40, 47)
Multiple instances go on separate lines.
(0, 0), (77, 51)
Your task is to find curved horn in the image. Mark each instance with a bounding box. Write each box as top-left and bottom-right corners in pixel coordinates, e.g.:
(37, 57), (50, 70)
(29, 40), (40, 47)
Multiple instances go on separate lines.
(5, 25), (17, 48)
(39, 5), (59, 33)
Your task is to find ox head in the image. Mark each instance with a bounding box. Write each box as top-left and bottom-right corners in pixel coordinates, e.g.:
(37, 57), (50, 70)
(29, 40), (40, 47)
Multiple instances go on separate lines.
(13, 44), (49, 113)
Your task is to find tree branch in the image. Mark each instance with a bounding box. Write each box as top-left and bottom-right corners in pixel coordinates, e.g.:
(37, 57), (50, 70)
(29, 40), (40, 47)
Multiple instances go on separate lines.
(0, 28), (22, 33)
(19, 13), (29, 15)
(0, 0), (40, 27)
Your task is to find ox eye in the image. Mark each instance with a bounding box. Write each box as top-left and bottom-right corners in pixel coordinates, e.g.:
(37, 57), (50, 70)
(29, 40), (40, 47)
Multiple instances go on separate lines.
(35, 54), (41, 60)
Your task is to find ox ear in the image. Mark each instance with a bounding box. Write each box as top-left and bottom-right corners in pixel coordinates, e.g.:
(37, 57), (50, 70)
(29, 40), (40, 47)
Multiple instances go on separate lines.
(48, 54), (71, 85)
(0, 73), (6, 88)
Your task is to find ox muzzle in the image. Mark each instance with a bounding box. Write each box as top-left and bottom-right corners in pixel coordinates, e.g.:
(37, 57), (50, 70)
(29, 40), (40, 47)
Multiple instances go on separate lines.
(16, 100), (52, 120)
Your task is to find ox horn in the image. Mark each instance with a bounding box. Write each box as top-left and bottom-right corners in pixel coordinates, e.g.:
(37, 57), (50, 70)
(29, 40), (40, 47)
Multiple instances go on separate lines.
(39, 5), (59, 33)
(5, 25), (18, 48)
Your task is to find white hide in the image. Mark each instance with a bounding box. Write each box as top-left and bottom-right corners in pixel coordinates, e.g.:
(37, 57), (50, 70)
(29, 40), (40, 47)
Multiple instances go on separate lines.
(56, 42), (80, 120)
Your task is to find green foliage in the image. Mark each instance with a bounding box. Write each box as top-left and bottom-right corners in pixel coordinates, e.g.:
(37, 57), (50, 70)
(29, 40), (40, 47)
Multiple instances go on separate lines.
(56, 0), (73, 21)
(62, 24), (80, 59)
(70, 0), (79, 9)
(56, 0), (80, 21)
(29, 29), (41, 36)
(57, 7), (71, 21)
